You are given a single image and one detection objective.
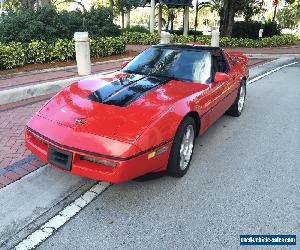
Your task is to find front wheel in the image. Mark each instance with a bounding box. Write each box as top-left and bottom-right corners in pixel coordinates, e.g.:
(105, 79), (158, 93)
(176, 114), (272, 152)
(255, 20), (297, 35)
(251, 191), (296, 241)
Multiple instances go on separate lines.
(226, 80), (246, 117)
(167, 116), (196, 177)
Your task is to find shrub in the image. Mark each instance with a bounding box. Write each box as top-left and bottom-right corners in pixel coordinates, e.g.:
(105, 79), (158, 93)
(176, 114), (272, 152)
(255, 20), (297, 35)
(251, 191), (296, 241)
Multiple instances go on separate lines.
(123, 32), (160, 45)
(169, 29), (203, 36)
(220, 34), (296, 48)
(0, 6), (121, 43)
(232, 21), (262, 39)
(90, 36), (126, 57)
(0, 42), (25, 69)
(124, 32), (297, 48)
(122, 25), (149, 33)
(83, 7), (121, 38)
(0, 36), (126, 69)
(51, 39), (75, 61)
(26, 40), (52, 63)
(262, 21), (281, 38)
(171, 34), (193, 43)
(232, 21), (281, 39)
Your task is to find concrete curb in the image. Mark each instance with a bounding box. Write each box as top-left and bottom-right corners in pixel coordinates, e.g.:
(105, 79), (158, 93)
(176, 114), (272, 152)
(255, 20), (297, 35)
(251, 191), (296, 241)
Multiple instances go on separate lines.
(0, 70), (116, 106)
(248, 57), (299, 81)
(246, 53), (300, 59)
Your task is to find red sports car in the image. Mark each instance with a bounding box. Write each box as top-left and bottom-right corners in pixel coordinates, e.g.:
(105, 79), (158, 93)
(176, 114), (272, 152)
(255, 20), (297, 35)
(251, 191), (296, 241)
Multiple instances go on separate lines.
(25, 44), (249, 183)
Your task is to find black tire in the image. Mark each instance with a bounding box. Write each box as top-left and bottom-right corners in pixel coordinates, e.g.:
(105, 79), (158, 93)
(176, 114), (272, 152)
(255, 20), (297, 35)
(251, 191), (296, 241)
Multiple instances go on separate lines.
(166, 116), (196, 177)
(226, 79), (246, 117)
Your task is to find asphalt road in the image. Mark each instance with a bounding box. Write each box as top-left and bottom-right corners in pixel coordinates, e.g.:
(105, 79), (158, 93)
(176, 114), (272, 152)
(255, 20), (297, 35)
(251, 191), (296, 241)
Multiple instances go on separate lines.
(6, 62), (297, 250)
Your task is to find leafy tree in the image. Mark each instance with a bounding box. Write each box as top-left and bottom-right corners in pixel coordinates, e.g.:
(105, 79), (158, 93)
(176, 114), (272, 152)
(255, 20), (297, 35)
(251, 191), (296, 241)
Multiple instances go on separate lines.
(114, 0), (139, 28)
(240, 0), (264, 21)
(277, 2), (300, 29)
(220, 0), (265, 37)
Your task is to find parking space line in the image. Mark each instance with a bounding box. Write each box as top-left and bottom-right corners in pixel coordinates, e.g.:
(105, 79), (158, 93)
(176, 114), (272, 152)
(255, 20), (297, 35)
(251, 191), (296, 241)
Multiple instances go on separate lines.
(13, 182), (111, 250)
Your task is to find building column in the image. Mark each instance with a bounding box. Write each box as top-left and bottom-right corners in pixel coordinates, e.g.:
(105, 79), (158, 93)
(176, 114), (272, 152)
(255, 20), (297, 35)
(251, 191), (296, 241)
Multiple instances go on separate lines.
(150, 0), (155, 33)
(183, 6), (189, 37)
(158, 4), (162, 34)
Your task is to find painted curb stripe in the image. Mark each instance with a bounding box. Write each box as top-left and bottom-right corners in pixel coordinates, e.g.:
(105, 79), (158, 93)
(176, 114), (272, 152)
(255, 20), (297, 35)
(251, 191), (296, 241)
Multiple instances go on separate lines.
(13, 182), (111, 250)
(0, 154), (36, 176)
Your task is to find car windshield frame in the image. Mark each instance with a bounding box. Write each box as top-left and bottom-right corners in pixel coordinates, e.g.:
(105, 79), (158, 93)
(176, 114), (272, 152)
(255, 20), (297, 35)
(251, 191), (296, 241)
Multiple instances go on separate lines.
(122, 46), (213, 84)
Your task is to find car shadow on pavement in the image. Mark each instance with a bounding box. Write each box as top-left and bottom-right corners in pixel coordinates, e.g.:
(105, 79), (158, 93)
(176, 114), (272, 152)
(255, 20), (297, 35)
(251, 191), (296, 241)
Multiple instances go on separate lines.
(133, 171), (166, 182)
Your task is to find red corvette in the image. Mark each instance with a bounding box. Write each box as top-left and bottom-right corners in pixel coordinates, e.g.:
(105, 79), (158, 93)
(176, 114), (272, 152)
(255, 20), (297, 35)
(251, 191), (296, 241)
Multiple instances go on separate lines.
(26, 44), (249, 183)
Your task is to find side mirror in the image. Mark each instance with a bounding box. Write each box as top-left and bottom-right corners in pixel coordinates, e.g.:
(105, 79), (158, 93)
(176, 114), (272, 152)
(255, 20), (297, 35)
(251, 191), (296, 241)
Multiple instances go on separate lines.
(214, 72), (230, 83)
(120, 60), (130, 69)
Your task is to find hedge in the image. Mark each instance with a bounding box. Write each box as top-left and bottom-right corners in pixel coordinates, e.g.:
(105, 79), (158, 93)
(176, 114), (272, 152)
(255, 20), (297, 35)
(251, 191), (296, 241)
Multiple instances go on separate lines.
(124, 32), (297, 48)
(0, 7), (121, 44)
(232, 21), (281, 39)
(1, 33), (297, 70)
(0, 36), (126, 69)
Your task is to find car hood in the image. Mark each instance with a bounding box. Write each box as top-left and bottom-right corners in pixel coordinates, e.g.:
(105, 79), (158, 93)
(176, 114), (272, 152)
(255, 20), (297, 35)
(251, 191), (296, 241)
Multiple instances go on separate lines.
(34, 72), (208, 143)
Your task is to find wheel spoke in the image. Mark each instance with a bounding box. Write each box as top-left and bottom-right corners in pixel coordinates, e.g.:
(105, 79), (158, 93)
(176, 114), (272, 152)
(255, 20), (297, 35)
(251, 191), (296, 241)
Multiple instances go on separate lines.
(179, 125), (195, 171)
(238, 85), (245, 112)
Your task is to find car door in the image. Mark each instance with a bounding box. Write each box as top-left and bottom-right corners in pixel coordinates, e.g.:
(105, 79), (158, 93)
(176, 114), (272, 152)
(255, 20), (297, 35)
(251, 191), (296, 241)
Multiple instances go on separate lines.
(204, 51), (232, 126)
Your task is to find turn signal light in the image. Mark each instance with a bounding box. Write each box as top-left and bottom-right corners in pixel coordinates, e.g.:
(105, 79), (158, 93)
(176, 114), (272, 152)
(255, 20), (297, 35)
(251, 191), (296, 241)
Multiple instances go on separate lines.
(80, 155), (117, 168)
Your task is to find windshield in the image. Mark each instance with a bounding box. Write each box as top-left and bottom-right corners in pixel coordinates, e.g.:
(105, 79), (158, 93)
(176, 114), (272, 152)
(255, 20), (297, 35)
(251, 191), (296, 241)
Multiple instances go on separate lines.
(122, 47), (212, 83)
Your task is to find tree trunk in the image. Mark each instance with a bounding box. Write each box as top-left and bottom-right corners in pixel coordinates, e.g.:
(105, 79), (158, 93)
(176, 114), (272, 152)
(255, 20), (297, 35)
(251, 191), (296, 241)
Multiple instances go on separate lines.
(109, 0), (114, 17)
(37, 0), (51, 7)
(220, 0), (235, 37)
(170, 10), (174, 31)
(121, 9), (125, 29)
(126, 10), (130, 28)
(21, 0), (36, 9)
(170, 17), (174, 30)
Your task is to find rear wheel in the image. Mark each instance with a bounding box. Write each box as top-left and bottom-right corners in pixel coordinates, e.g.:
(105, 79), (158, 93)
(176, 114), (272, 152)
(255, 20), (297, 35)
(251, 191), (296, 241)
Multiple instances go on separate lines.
(226, 80), (246, 117)
(167, 116), (196, 177)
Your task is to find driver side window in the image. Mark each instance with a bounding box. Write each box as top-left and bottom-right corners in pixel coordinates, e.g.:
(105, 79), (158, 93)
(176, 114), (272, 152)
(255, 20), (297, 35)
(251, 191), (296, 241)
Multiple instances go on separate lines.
(212, 51), (230, 80)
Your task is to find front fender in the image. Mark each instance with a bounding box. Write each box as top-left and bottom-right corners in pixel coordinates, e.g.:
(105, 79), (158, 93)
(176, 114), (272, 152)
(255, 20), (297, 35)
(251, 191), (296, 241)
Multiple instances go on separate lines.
(135, 98), (199, 151)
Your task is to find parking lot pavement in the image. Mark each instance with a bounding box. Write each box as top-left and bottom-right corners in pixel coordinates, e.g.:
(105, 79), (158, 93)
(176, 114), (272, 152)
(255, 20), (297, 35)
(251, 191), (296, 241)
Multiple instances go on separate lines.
(33, 63), (299, 250)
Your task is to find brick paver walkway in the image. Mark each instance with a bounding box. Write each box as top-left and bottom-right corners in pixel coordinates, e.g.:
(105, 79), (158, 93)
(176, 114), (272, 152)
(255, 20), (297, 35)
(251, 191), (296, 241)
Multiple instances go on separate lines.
(0, 96), (51, 188)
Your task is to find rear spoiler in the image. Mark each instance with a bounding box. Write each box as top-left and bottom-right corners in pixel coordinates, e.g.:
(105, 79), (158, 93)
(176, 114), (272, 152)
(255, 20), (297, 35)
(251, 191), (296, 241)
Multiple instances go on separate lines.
(228, 52), (249, 64)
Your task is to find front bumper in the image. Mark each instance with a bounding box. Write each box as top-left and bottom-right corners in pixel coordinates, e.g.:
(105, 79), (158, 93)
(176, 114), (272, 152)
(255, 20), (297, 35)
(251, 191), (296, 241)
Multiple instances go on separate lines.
(25, 128), (172, 183)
